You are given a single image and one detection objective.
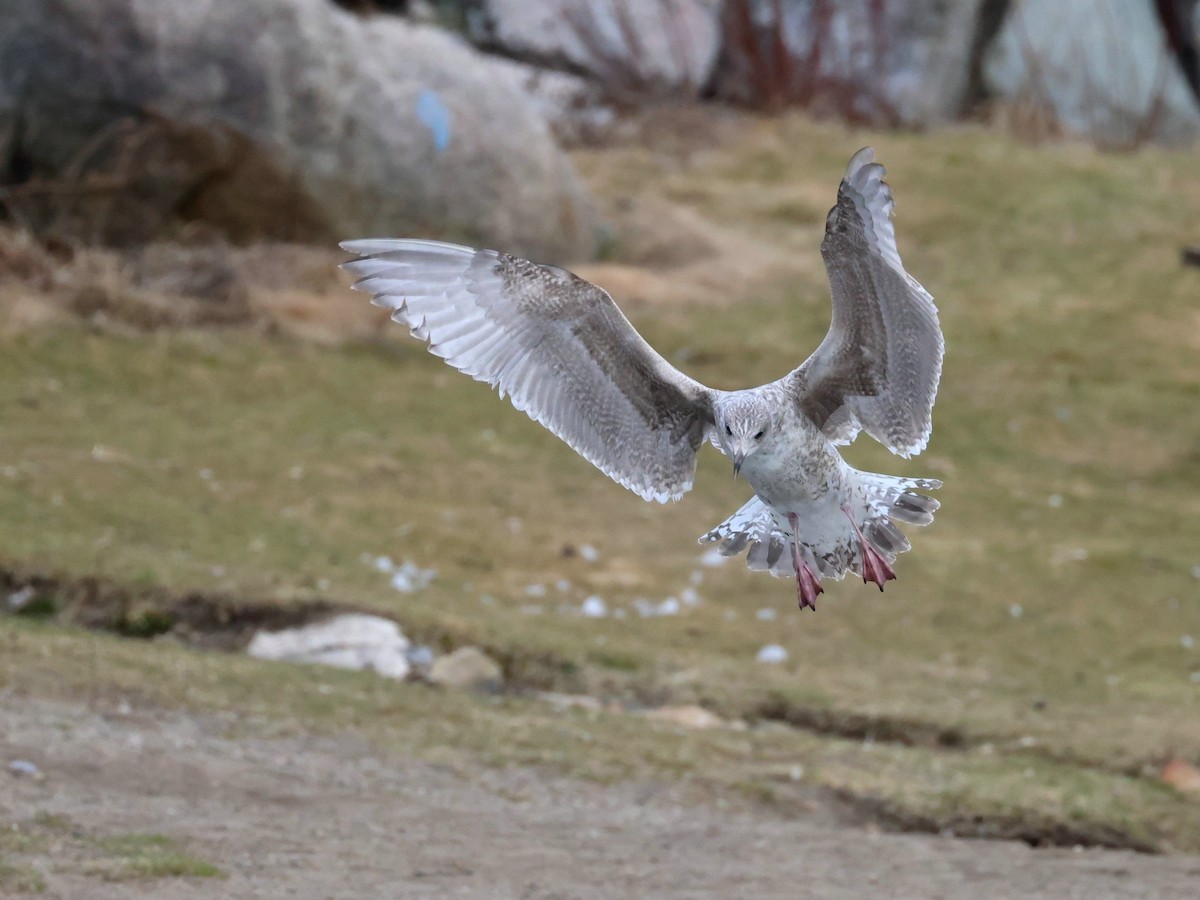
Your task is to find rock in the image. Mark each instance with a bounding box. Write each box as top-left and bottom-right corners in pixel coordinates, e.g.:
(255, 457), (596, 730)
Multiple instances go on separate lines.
(1161, 758), (1200, 795)
(247, 614), (411, 680)
(405, 644), (436, 676)
(428, 646), (504, 692)
(984, 0), (1200, 147)
(0, 0), (597, 259)
(642, 705), (724, 729)
(7, 759), (42, 779)
(6, 585), (37, 612)
(467, 0), (722, 96)
(489, 56), (617, 144)
(537, 691), (604, 712)
(712, 0), (987, 126)
(388, 561), (436, 593)
(756, 644), (789, 664)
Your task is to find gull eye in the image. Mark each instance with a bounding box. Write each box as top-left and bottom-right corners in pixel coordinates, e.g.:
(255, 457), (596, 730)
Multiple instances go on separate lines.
(724, 425), (733, 436)
(754, 430), (764, 440)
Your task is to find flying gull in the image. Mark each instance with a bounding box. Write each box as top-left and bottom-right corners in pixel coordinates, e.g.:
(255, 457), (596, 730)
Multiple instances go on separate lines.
(341, 147), (943, 610)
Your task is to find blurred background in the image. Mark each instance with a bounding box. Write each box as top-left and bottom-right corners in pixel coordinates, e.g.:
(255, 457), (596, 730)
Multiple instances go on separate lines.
(1, 0), (1199, 895)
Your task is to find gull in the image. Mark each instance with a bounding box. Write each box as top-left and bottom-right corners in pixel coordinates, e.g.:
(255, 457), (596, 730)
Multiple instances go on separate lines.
(341, 148), (943, 610)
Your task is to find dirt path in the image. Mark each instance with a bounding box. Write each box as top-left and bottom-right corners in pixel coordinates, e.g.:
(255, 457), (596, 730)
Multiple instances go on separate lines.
(3, 696), (1199, 899)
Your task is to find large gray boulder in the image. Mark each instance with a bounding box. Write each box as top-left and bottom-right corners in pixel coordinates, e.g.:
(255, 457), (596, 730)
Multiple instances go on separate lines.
(0, 0), (597, 260)
(984, 0), (1200, 147)
(712, 0), (986, 127)
(466, 0), (723, 96)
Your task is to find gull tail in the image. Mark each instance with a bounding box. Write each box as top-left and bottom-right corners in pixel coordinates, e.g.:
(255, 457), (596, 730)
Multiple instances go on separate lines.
(852, 472), (942, 563)
(698, 474), (941, 583)
(698, 496), (795, 578)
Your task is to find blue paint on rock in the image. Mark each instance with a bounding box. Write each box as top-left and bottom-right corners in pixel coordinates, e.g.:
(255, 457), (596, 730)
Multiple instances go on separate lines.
(417, 89), (452, 153)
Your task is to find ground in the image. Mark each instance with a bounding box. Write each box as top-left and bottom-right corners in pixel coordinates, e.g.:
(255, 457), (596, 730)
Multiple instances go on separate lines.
(5, 696), (1200, 899)
(2, 110), (1200, 895)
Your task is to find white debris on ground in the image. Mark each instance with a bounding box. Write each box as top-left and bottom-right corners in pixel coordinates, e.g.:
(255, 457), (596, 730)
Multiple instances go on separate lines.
(6, 585), (36, 612)
(581, 596), (607, 618)
(555, 578), (572, 593)
(8, 759), (42, 779)
(365, 554), (436, 593)
(679, 587), (701, 607)
(524, 583), (547, 597)
(579, 543), (600, 562)
(391, 562), (436, 593)
(405, 644), (435, 676)
(247, 614), (411, 680)
(632, 597), (681, 618)
(699, 548), (728, 567)
(756, 607), (777, 621)
(756, 644), (789, 664)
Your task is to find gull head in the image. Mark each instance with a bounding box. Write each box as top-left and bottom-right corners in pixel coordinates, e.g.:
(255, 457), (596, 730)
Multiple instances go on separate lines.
(715, 394), (775, 476)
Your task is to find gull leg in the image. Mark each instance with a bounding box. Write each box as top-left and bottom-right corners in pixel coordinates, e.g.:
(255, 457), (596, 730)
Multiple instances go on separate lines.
(841, 505), (895, 591)
(786, 513), (823, 611)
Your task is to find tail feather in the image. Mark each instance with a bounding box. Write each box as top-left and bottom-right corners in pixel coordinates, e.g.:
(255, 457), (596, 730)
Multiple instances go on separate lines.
(889, 491), (940, 526)
(866, 518), (910, 555)
(700, 496), (795, 578)
(699, 474), (941, 584)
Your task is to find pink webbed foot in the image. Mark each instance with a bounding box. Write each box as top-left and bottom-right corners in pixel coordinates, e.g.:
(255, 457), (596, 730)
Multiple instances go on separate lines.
(842, 506), (896, 592)
(795, 561), (824, 610)
(787, 513), (823, 611)
(859, 541), (896, 591)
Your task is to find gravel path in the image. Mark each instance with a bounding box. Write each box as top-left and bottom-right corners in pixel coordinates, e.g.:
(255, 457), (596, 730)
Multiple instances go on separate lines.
(3, 697), (1199, 899)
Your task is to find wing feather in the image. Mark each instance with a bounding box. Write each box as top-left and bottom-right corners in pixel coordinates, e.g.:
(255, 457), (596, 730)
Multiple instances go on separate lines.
(788, 148), (944, 457)
(341, 239), (716, 502)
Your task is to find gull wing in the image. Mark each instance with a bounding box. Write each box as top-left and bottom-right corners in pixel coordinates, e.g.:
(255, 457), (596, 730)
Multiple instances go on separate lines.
(342, 239), (717, 502)
(786, 148), (944, 457)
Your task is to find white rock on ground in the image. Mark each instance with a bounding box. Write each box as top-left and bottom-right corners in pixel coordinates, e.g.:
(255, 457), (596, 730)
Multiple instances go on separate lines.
(389, 561), (436, 593)
(246, 614), (411, 680)
(428, 647), (505, 692)
(756, 644), (789, 665)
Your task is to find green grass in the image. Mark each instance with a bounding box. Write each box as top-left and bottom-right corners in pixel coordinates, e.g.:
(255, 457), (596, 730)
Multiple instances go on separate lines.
(89, 833), (223, 881)
(2, 114), (1200, 851)
(0, 813), (220, 887)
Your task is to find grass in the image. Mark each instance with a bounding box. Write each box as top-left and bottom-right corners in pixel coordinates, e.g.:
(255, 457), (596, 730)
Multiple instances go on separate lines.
(0, 812), (221, 889)
(2, 113), (1200, 852)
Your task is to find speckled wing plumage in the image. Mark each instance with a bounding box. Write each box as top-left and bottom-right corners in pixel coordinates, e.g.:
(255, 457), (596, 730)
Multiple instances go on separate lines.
(341, 239), (716, 502)
(788, 147), (944, 458)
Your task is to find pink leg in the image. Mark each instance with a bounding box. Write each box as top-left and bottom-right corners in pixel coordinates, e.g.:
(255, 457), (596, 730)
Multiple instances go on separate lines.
(842, 505), (896, 591)
(786, 513), (823, 611)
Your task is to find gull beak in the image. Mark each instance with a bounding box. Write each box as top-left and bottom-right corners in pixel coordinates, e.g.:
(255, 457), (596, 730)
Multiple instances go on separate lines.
(732, 451), (746, 477)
